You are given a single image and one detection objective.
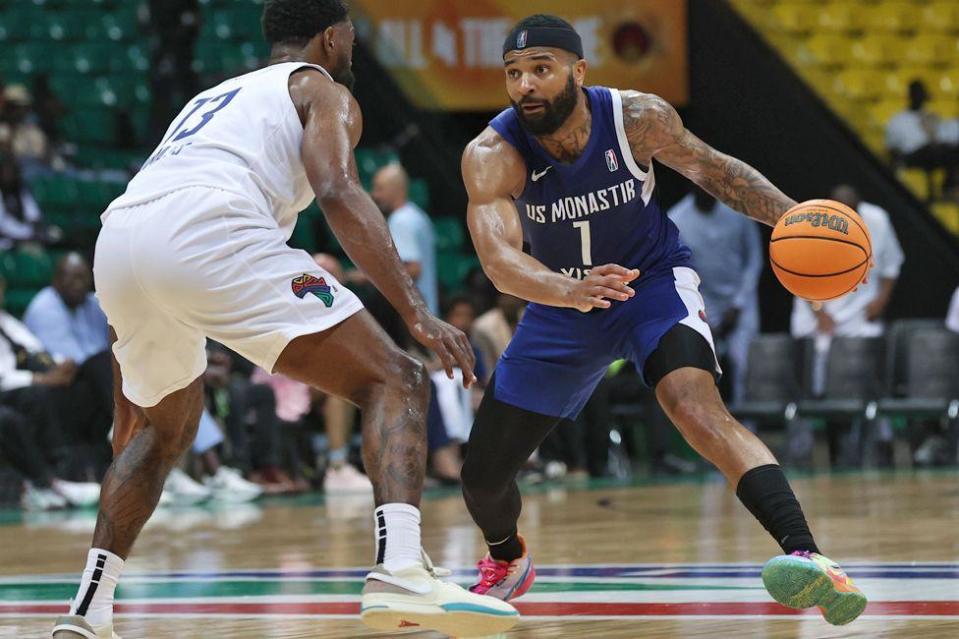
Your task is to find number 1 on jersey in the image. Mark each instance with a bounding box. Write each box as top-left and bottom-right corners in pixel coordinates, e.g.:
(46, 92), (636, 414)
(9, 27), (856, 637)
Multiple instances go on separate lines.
(572, 221), (593, 266)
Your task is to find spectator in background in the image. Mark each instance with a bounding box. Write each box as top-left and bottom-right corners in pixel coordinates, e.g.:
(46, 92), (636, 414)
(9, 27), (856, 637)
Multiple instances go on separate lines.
(886, 80), (952, 173)
(472, 292), (525, 383)
(312, 253), (374, 494)
(24, 254), (113, 469)
(148, 0), (199, 145)
(790, 185), (904, 468)
(369, 163), (439, 314)
(0, 150), (52, 251)
(668, 186), (762, 403)
(159, 407), (263, 505)
(444, 294), (486, 385)
(791, 186), (904, 340)
(0, 274), (91, 480)
(31, 75), (66, 150)
(0, 405), (100, 511)
(24, 254), (109, 367)
(0, 85), (58, 176)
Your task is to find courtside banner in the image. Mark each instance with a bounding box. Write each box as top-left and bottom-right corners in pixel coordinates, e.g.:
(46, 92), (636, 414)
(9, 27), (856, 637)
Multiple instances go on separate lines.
(350, 0), (688, 110)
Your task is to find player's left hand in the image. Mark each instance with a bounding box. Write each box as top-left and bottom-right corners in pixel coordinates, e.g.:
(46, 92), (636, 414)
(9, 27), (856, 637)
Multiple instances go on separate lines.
(407, 310), (477, 388)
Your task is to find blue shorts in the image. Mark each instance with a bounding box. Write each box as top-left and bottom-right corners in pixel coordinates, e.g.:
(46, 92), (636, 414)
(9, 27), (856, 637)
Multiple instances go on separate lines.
(492, 266), (720, 420)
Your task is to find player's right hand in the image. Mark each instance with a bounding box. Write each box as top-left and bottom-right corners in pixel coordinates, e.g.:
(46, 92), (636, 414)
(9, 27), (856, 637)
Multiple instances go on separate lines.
(407, 310), (477, 388)
(568, 264), (640, 313)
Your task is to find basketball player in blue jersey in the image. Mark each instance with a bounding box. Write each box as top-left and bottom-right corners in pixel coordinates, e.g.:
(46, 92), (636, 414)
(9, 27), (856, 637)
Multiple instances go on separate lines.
(460, 15), (867, 625)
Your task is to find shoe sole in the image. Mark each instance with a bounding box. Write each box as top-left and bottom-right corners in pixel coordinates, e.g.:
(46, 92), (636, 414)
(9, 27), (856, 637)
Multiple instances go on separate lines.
(361, 598), (519, 637)
(762, 556), (867, 625)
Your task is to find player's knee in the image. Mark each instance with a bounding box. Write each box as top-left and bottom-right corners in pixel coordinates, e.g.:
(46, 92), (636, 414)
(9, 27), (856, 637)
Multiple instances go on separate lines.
(385, 351), (429, 397)
(351, 351), (427, 410)
(671, 400), (730, 452)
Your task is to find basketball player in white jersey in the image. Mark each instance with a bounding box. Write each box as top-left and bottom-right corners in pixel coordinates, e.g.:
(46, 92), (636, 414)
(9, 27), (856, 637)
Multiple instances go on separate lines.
(51, 2), (517, 637)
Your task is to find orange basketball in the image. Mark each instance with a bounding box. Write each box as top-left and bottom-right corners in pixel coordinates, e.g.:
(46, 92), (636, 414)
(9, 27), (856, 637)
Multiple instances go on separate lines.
(770, 199), (872, 301)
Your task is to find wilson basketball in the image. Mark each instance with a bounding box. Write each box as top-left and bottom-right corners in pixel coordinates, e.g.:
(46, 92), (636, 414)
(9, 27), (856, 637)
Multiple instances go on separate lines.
(770, 199), (873, 301)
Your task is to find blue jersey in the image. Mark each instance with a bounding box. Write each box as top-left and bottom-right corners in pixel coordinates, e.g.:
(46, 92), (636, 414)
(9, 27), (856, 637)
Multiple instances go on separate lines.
(485, 87), (718, 420)
(489, 86), (690, 283)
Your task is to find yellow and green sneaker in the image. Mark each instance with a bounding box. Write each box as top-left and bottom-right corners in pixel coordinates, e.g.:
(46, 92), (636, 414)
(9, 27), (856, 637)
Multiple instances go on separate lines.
(761, 551), (867, 626)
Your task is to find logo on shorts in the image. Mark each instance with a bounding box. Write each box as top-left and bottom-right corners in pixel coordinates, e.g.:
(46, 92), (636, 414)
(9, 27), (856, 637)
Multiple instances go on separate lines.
(291, 274), (335, 307)
(699, 309), (708, 322)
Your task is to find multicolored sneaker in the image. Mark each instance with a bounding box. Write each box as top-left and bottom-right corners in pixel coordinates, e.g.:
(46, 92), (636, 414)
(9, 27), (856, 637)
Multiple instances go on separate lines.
(360, 552), (518, 637)
(469, 535), (536, 601)
(762, 551), (867, 625)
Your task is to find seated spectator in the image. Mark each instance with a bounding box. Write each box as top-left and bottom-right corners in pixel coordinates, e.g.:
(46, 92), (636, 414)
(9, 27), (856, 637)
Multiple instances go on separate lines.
(250, 366), (315, 493)
(203, 343), (293, 495)
(313, 253), (375, 494)
(24, 253), (114, 473)
(31, 75), (67, 149)
(472, 292), (525, 383)
(444, 295), (486, 386)
(0, 274), (94, 480)
(0, 151), (55, 251)
(159, 408), (263, 506)
(886, 80), (957, 187)
(0, 405), (99, 511)
(668, 186), (762, 403)
(790, 185), (904, 469)
(0, 85), (59, 176)
(791, 186), (904, 340)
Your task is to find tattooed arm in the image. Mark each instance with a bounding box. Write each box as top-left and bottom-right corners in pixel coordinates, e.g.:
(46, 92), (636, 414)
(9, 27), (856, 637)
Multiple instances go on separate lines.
(620, 90), (796, 227)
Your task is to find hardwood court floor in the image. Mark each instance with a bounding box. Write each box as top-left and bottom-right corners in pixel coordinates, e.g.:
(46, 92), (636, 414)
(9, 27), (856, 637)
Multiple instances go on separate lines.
(2, 472), (959, 638)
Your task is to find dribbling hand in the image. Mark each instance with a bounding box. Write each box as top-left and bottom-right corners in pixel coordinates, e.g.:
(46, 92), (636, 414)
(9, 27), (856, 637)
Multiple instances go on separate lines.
(407, 310), (477, 388)
(568, 264), (640, 313)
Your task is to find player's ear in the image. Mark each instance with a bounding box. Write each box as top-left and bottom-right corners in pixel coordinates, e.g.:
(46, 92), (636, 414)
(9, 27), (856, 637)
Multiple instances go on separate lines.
(572, 58), (588, 87)
(322, 25), (337, 51)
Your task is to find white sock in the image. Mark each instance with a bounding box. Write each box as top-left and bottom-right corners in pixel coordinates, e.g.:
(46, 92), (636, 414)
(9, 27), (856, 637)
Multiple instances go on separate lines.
(69, 548), (124, 629)
(374, 503), (422, 572)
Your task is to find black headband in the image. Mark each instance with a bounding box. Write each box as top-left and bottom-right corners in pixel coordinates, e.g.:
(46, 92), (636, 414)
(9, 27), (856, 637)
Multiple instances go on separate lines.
(502, 25), (584, 60)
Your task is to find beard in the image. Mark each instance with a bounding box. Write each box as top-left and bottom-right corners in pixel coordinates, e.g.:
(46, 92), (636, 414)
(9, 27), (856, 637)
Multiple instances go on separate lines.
(511, 74), (578, 136)
(330, 56), (356, 93)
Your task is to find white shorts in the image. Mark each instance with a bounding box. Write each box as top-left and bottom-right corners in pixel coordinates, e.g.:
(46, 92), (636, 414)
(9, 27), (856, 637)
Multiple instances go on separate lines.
(94, 186), (364, 407)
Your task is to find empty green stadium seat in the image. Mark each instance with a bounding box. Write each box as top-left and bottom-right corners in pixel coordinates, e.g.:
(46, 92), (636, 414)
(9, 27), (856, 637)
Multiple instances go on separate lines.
(13, 43), (54, 74)
(408, 178), (430, 211)
(93, 8), (140, 41)
(112, 44), (150, 73)
(61, 109), (116, 145)
(3, 289), (39, 317)
(30, 175), (79, 209)
(437, 252), (480, 291)
(0, 250), (53, 289)
(433, 218), (464, 252)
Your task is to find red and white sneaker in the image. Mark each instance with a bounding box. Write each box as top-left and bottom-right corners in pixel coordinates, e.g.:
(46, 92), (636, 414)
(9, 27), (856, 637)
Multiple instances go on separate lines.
(469, 535), (536, 601)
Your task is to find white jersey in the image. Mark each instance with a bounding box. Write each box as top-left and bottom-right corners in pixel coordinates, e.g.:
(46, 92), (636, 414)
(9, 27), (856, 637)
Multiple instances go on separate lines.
(104, 62), (332, 238)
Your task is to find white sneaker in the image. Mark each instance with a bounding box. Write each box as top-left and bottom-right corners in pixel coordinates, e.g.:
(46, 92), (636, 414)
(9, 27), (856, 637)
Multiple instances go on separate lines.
(161, 468), (212, 506)
(52, 613), (121, 638)
(51, 479), (100, 508)
(361, 552), (519, 637)
(22, 482), (68, 511)
(204, 466), (262, 503)
(323, 463), (374, 494)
